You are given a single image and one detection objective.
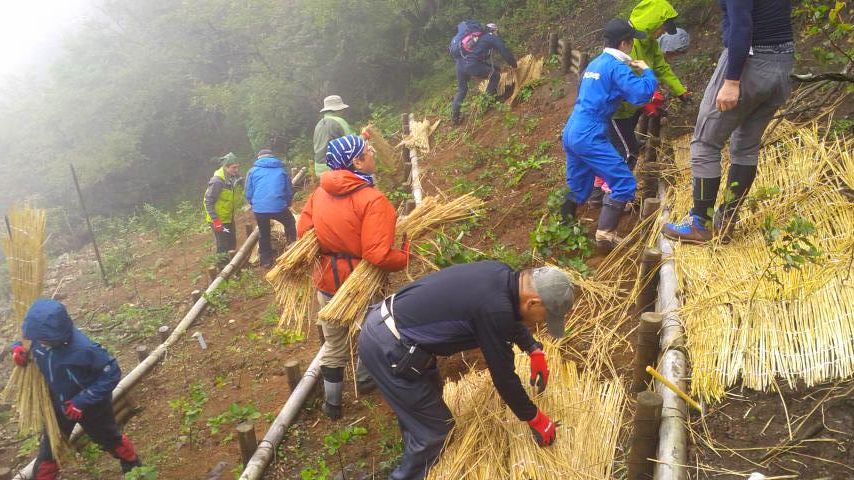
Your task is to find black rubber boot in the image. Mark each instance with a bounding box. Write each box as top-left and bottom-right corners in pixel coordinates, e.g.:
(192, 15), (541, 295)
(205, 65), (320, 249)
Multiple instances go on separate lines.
(716, 165), (757, 242)
(689, 177), (722, 222)
(588, 187), (605, 207)
(595, 196), (627, 252)
(560, 196), (578, 225)
(321, 366), (344, 420)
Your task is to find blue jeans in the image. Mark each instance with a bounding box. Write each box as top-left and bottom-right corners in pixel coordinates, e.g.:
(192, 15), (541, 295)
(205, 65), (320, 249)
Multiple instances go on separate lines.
(451, 59), (500, 120)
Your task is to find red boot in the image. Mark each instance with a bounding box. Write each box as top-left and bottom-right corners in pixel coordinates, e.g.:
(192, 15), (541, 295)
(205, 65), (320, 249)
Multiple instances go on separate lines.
(33, 460), (59, 480)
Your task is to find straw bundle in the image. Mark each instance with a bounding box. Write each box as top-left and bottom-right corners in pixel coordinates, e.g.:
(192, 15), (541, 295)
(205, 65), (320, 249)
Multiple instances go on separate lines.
(1, 206), (71, 462)
(479, 54), (544, 104)
(663, 123), (854, 402)
(265, 230), (319, 336)
(318, 194), (485, 326)
(427, 341), (626, 479)
(363, 124), (401, 177)
(399, 118), (441, 153)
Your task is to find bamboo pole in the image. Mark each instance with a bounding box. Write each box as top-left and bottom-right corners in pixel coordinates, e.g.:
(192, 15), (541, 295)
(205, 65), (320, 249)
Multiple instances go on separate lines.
(69, 164), (108, 286)
(239, 346), (324, 480)
(407, 114), (423, 205)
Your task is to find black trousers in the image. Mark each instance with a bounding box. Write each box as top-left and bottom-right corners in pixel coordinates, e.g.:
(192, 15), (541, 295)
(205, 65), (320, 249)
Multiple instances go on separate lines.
(254, 211), (296, 267)
(358, 306), (452, 480)
(210, 222), (236, 254)
(608, 110), (642, 169)
(451, 59), (500, 120)
(36, 400), (122, 465)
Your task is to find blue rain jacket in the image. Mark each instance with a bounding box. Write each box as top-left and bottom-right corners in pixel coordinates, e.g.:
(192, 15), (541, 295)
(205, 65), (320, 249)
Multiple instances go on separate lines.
(19, 299), (120, 410)
(245, 155), (293, 213)
(462, 33), (517, 69)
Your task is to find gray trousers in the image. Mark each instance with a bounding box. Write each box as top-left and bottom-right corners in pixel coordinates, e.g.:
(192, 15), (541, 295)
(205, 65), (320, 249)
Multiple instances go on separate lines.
(691, 49), (793, 178)
(358, 306), (452, 480)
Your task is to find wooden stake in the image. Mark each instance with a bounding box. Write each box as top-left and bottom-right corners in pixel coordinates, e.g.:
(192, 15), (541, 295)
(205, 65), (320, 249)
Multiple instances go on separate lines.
(632, 313), (663, 392)
(285, 359), (302, 393)
(637, 114), (650, 138)
(157, 325), (170, 343)
(236, 421), (258, 466)
(547, 33), (558, 56)
(635, 248), (662, 314)
(627, 390), (663, 480)
(191, 289), (202, 302)
(135, 345), (149, 364)
(316, 325), (325, 345)
(207, 266), (218, 282)
(70, 164), (109, 286)
(228, 249), (237, 259)
(641, 198), (661, 220)
(559, 40), (571, 74)
(648, 115), (662, 138)
(244, 224), (253, 238)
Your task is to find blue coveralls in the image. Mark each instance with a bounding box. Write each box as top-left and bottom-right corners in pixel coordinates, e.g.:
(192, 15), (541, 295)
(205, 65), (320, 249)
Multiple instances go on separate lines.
(562, 51), (657, 203)
(451, 33), (517, 120)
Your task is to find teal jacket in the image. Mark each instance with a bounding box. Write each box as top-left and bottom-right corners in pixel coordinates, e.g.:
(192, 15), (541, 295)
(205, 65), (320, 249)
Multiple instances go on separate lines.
(613, 0), (687, 119)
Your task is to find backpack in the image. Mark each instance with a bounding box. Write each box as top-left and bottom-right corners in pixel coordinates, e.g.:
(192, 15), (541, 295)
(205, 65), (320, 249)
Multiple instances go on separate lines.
(449, 20), (483, 59)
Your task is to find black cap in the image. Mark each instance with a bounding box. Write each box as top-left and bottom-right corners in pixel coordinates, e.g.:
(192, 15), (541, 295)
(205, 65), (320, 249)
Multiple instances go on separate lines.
(663, 18), (678, 35)
(603, 18), (647, 43)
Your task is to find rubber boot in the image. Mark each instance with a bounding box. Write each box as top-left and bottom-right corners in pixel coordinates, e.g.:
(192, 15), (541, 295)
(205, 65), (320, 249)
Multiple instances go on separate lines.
(595, 196), (626, 252)
(560, 196), (578, 225)
(33, 459), (59, 480)
(715, 164), (757, 242)
(321, 366), (344, 420)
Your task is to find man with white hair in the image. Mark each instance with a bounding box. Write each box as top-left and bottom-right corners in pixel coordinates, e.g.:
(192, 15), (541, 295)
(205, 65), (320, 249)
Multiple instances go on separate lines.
(313, 95), (354, 177)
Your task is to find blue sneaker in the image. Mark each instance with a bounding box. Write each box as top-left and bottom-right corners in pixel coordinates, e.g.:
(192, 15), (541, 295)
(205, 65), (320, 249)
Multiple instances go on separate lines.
(663, 214), (712, 244)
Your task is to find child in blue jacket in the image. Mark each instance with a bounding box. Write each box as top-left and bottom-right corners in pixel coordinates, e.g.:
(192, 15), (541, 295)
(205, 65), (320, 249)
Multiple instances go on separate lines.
(561, 18), (658, 251)
(245, 148), (296, 268)
(10, 299), (142, 479)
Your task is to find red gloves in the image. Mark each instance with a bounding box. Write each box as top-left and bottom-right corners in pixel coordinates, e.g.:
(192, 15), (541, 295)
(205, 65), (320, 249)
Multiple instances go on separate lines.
(529, 349), (549, 393)
(642, 90), (666, 117)
(360, 127), (372, 140)
(11, 344), (27, 367)
(527, 409), (556, 446)
(64, 400), (83, 421)
(212, 218), (224, 232)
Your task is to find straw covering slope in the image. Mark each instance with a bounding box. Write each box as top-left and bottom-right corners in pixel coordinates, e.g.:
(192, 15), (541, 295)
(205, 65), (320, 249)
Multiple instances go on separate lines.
(664, 122), (854, 402)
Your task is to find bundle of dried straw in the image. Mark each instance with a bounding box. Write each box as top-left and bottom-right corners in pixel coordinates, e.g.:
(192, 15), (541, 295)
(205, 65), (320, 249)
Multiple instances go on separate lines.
(479, 54), (544, 105)
(427, 340), (626, 479)
(318, 194), (484, 326)
(1, 206), (71, 462)
(265, 230), (319, 337)
(363, 124), (401, 179)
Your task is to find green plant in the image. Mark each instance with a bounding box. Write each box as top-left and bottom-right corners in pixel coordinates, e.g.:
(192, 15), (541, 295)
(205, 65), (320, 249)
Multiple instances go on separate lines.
(207, 403), (262, 434)
(417, 231), (485, 268)
(168, 382), (209, 440)
(795, 0), (853, 67)
(125, 465), (159, 480)
(260, 304), (280, 326)
(759, 214), (823, 287)
(530, 188), (593, 271)
(203, 286), (229, 314)
(505, 153), (552, 186)
(271, 327), (305, 346)
(517, 84), (535, 103)
(300, 460), (331, 480)
(544, 54), (561, 69)
(324, 426), (368, 477)
(386, 186), (412, 206)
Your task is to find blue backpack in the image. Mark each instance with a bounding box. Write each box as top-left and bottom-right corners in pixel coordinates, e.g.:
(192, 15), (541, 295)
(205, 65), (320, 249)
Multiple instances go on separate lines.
(449, 20), (483, 59)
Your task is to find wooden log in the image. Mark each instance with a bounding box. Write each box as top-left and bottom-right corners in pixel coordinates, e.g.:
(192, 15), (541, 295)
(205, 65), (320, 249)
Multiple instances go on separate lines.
(635, 248), (662, 314)
(158, 325), (170, 343)
(632, 313), (663, 392)
(641, 198), (661, 220)
(135, 345), (149, 364)
(627, 390), (663, 480)
(236, 422), (258, 466)
(560, 40), (571, 74)
(548, 33), (559, 56)
(285, 359), (302, 393)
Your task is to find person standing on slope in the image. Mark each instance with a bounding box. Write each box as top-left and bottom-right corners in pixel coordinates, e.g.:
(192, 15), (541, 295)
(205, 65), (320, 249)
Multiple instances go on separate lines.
(313, 95), (355, 178)
(297, 134), (410, 420)
(203, 152), (243, 265)
(245, 149), (296, 268)
(560, 18), (658, 251)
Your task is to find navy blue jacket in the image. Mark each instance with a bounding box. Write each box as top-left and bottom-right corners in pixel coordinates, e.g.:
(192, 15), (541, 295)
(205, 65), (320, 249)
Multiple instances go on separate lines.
(18, 299), (120, 411)
(719, 0), (793, 80)
(245, 155), (293, 213)
(390, 261), (540, 421)
(463, 33), (517, 69)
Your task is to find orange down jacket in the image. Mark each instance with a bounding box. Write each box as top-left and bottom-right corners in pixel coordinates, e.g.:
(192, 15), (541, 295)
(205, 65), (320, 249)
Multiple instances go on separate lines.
(297, 170), (407, 295)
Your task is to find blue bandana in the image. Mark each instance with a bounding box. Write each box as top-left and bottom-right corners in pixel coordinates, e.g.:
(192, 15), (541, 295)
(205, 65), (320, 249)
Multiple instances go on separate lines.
(325, 135), (374, 184)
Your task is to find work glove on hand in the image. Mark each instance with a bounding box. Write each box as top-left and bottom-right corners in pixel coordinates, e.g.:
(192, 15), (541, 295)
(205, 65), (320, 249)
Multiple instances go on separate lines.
(64, 400), (83, 421)
(212, 218), (224, 233)
(527, 409), (556, 447)
(11, 343), (28, 367)
(529, 349), (549, 393)
(360, 127), (371, 140)
(642, 90), (666, 117)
